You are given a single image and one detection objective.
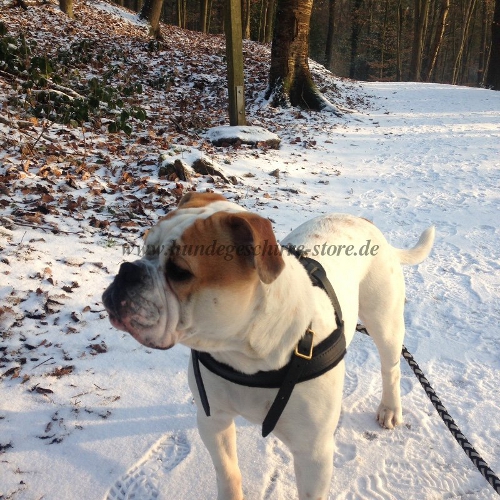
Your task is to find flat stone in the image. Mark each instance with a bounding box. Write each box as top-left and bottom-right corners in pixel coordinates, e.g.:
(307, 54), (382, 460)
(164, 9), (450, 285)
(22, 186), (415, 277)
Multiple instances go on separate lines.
(206, 126), (281, 148)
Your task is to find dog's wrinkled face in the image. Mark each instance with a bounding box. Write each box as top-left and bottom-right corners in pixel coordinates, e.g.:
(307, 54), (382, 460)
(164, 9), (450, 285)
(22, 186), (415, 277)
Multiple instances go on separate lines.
(102, 193), (285, 351)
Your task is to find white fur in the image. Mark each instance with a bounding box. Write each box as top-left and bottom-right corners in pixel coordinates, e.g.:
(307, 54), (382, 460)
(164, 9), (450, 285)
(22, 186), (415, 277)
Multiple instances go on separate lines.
(185, 212), (435, 500)
(108, 203), (435, 499)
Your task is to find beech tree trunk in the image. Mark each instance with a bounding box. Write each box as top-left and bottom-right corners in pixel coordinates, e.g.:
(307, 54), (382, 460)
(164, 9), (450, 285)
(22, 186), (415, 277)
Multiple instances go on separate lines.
(486, 0), (500, 89)
(59, 0), (75, 19)
(266, 0), (339, 112)
(139, 0), (164, 38)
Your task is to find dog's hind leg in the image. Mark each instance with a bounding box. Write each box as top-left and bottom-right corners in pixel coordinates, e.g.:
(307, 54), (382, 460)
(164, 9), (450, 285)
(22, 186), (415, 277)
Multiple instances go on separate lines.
(197, 411), (243, 500)
(366, 314), (405, 429)
(358, 265), (406, 429)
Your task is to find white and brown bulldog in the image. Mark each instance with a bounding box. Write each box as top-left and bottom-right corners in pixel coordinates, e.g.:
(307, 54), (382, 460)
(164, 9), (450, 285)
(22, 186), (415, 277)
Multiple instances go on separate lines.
(102, 192), (435, 500)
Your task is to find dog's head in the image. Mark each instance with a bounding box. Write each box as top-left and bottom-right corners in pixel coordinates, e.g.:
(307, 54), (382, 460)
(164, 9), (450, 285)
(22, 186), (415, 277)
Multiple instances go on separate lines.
(102, 192), (285, 350)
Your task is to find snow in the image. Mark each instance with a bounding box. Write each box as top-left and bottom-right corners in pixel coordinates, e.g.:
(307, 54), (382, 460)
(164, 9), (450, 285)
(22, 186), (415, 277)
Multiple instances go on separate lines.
(1, 3), (500, 500)
(206, 125), (281, 146)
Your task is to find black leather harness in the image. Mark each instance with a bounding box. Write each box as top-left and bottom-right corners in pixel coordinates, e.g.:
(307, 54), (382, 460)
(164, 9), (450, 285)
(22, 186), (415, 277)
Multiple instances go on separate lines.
(192, 246), (346, 437)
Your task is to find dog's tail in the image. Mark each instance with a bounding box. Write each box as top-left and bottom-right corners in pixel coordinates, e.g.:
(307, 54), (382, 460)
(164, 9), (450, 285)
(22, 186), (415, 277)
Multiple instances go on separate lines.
(396, 226), (435, 265)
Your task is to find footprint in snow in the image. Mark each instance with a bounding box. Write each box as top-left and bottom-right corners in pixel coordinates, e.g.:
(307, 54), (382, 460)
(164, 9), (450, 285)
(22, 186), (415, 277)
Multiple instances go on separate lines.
(334, 442), (357, 468)
(260, 439), (293, 500)
(105, 432), (190, 500)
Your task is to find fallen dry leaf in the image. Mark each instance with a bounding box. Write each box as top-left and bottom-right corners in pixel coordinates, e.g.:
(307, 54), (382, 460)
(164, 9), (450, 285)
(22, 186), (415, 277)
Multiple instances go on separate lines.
(49, 365), (74, 378)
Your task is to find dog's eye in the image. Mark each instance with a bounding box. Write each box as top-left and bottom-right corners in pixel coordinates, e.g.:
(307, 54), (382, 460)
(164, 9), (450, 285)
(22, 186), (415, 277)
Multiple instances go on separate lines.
(166, 260), (193, 282)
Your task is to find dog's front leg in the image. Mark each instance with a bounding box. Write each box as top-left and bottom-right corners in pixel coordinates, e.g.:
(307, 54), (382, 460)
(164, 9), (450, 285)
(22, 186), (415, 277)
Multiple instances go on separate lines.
(197, 411), (244, 500)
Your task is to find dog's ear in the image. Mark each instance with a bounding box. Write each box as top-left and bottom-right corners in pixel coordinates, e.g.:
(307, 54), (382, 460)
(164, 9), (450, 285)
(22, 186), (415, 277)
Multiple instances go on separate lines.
(178, 192), (227, 209)
(224, 213), (285, 284)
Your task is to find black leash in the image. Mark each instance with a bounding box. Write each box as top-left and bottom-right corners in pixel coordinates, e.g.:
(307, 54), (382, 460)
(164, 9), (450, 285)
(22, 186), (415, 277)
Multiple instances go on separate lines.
(192, 246), (346, 438)
(403, 346), (500, 495)
(357, 325), (500, 495)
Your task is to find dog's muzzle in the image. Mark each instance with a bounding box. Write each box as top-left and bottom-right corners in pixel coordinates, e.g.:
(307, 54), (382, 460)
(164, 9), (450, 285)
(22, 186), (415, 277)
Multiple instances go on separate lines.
(102, 259), (171, 347)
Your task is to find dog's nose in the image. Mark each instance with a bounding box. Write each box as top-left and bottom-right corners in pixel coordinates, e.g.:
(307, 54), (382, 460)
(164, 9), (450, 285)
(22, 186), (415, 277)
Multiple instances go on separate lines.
(118, 261), (143, 285)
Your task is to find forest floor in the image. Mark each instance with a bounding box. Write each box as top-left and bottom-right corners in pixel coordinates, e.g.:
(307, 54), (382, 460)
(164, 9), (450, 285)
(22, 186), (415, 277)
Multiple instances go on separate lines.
(1, 1), (500, 499)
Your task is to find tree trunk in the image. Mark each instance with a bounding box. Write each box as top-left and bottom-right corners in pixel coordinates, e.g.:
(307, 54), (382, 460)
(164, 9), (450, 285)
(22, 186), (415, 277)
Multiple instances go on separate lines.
(409, 0), (430, 81)
(207, 0), (213, 32)
(59, 0), (75, 19)
(451, 0), (478, 85)
(200, 0), (209, 33)
(349, 0), (364, 79)
(396, 0), (403, 81)
(380, 0), (390, 80)
(486, 0), (500, 89)
(259, 0), (268, 42)
(176, 0), (187, 28)
(264, 0), (276, 43)
(139, 0), (164, 38)
(133, 0), (143, 13)
(477, 0), (488, 85)
(241, 0), (251, 38)
(266, 0), (340, 113)
(425, 0), (450, 81)
(324, 0), (336, 70)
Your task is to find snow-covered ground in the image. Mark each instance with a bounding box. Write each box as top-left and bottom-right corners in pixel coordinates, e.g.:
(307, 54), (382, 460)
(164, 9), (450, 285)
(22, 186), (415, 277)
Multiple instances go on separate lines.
(1, 3), (500, 500)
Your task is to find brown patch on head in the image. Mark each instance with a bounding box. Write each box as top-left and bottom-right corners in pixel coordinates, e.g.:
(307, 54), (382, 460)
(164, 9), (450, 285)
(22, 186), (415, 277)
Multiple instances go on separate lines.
(221, 212), (285, 284)
(177, 192), (227, 209)
(157, 192), (228, 223)
(165, 212), (285, 302)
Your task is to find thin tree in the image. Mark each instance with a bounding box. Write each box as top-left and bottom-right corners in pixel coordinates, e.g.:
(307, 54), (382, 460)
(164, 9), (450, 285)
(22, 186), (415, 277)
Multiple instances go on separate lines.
(324, 0), (336, 70)
(59, 0), (75, 19)
(409, 0), (430, 81)
(349, 0), (364, 79)
(241, 0), (251, 38)
(486, 0), (500, 89)
(258, 0), (268, 42)
(258, 0), (276, 43)
(263, 0), (276, 43)
(379, 0), (390, 80)
(200, 0), (209, 33)
(477, 0), (489, 85)
(396, 0), (404, 81)
(425, 0), (450, 81)
(266, 0), (341, 113)
(139, 0), (165, 38)
(451, 0), (478, 85)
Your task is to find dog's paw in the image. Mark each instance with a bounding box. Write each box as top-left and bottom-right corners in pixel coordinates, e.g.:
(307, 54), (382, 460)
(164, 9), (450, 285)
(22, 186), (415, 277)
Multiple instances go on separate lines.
(376, 404), (403, 429)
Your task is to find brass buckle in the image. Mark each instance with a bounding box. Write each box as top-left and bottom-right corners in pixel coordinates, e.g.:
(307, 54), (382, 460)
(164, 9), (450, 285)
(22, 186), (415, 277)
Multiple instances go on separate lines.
(294, 329), (315, 360)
